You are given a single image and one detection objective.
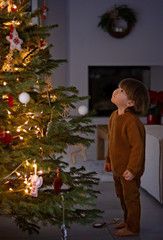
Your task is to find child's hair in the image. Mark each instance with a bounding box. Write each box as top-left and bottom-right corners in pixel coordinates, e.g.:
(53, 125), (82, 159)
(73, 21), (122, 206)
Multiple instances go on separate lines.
(119, 78), (150, 116)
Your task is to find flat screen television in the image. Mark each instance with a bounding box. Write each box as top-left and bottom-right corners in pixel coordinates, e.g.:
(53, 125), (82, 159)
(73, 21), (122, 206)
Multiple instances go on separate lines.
(88, 66), (150, 116)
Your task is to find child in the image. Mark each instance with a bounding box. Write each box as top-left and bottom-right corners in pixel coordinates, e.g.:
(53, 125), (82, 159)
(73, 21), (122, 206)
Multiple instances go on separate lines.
(105, 78), (149, 237)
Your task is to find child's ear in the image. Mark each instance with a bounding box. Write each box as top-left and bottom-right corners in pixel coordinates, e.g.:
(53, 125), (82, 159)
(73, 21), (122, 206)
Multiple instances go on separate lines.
(127, 100), (135, 107)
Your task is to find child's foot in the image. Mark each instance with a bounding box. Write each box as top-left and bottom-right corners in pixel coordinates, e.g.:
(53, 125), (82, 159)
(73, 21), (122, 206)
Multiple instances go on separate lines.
(114, 221), (126, 229)
(114, 227), (138, 237)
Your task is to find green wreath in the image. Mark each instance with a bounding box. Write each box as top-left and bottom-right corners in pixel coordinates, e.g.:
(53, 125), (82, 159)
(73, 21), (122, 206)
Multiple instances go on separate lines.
(98, 5), (137, 38)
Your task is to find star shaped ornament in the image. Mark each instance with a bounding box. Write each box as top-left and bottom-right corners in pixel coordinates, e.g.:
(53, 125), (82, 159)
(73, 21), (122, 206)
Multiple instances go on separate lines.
(6, 25), (23, 51)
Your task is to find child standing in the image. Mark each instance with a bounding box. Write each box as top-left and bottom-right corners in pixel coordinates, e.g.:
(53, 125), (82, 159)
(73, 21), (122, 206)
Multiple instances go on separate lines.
(105, 78), (149, 237)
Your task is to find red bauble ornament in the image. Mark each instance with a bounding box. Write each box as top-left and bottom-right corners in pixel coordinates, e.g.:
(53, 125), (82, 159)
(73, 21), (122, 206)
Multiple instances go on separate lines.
(53, 168), (63, 195)
(11, 5), (17, 12)
(0, 133), (13, 145)
(8, 94), (14, 107)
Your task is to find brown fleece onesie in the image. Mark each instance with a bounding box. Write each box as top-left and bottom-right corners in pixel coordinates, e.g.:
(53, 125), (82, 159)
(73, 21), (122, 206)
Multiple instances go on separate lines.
(105, 110), (145, 233)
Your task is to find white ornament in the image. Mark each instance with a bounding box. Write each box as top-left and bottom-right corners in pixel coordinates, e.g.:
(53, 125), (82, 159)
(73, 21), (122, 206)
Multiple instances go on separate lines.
(78, 105), (88, 115)
(30, 174), (43, 197)
(6, 25), (23, 51)
(19, 92), (30, 104)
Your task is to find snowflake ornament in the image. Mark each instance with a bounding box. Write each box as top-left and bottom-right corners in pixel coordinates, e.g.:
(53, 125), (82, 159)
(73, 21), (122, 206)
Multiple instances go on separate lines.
(6, 24), (23, 51)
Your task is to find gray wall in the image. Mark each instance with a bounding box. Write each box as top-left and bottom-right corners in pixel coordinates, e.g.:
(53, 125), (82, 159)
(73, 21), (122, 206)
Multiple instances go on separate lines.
(43, 0), (163, 158)
(45, 0), (163, 106)
(41, 0), (67, 87)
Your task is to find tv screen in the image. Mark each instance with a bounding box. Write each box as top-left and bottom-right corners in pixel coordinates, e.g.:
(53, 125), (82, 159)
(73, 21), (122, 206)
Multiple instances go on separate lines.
(88, 66), (150, 116)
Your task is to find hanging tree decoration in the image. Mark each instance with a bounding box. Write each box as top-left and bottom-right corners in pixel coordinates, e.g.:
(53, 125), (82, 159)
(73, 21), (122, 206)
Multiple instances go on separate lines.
(62, 104), (70, 118)
(53, 168), (63, 195)
(40, 38), (48, 50)
(0, 132), (13, 145)
(61, 194), (68, 240)
(11, 2), (17, 12)
(42, 1), (47, 19)
(39, 38), (49, 55)
(8, 94), (14, 107)
(18, 92), (30, 104)
(6, 23), (23, 51)
(30, 162), (43, 197)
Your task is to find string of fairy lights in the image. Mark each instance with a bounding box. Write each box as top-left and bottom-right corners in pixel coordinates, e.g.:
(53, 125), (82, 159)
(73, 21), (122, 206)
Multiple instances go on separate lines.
(2, 109), (47, 195)
(1, 0), (69, 200)
(4, 159), (43, 194)
(0, 0), (48, 196)
(0, 2), (69, 238)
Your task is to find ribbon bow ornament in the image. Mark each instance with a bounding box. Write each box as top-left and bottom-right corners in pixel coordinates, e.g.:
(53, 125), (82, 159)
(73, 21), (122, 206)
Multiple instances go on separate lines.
(30, 174), (43, 197)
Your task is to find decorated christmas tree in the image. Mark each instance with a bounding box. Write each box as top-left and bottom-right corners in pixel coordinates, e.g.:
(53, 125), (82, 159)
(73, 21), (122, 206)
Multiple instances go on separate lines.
(0, 0), (102, 236)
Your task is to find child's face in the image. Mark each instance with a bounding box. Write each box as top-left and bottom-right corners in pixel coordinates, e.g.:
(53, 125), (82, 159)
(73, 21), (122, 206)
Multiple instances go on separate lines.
(111, 87), (133, 110)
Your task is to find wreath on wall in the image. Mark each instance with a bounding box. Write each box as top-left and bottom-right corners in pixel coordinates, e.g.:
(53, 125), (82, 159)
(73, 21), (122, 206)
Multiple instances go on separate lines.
(98, 5), (137, 38)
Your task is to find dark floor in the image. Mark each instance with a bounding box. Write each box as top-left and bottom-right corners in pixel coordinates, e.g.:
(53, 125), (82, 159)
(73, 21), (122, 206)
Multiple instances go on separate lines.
(0, 181), (163, 240)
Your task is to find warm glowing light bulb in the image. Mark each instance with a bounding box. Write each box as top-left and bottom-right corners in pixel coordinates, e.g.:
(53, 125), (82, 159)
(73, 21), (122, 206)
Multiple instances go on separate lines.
(26, 160), (29, 166)
(25, 189), (28, 193)
(17, 128), (21, 132)
(3, 82), (7, 86)
(9, 188), (13, 191)
(7, 110), (11, 115)
(2, 95), (8, 99)
(33, 163), (37, 175)
(20, 136), (23, 140)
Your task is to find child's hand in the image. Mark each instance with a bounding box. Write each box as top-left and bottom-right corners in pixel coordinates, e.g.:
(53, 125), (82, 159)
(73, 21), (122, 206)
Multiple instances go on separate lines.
(104, 162), (111, 172)
(123, 169), (134, 181)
